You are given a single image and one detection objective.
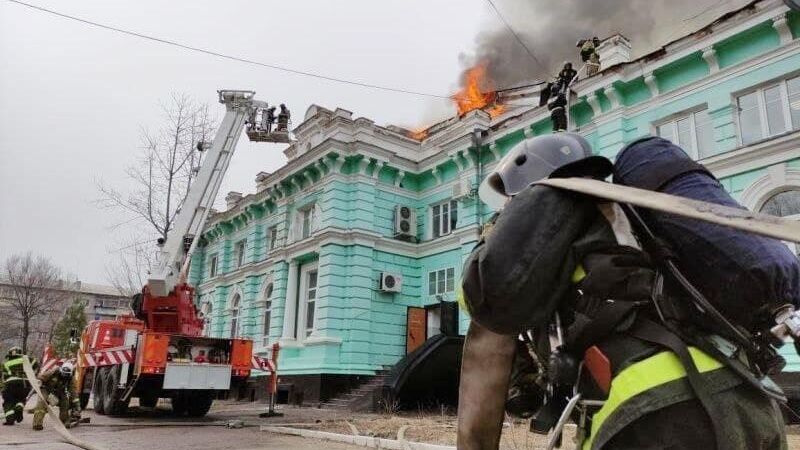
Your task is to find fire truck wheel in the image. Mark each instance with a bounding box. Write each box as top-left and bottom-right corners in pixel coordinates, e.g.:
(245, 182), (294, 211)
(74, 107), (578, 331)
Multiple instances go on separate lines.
(186, 392), (214, 417)
(171, 393), (189, 416)
(92, 367), (107, 415)
(102, 366), (130, 417)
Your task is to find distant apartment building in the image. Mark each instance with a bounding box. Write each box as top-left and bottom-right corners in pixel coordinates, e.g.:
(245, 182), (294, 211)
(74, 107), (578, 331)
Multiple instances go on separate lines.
(0, 278), (129, 355)
(192, 0), (800, 404)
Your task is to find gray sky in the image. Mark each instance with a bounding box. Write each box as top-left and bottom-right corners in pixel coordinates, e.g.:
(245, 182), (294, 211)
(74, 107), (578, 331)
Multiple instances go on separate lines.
(0, 0), (731, 285)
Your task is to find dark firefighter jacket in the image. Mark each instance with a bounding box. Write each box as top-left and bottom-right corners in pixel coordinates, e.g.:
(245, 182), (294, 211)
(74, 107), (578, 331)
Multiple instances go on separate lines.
(460, 184), (786, 449)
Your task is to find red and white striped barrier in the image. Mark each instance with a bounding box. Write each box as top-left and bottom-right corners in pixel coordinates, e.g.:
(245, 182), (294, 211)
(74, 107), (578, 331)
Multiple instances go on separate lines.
(251, 355), (276, 373)
(80, 346), (135, 367)
(39, 345), (63, 374)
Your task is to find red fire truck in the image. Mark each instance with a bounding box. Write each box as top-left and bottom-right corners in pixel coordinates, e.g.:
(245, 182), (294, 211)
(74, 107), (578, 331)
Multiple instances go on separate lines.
(74, 91), (286, 417)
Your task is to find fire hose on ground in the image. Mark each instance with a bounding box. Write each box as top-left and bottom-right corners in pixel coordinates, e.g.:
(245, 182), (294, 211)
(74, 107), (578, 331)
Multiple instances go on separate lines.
(21, 355), (109, 450)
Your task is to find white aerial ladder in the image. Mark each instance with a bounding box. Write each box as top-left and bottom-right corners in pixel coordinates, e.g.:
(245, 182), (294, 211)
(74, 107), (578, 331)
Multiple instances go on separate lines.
(148, 90), (291, 297)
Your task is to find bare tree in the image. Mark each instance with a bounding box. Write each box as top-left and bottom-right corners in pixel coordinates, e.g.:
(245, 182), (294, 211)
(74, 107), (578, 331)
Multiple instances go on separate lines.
(98, 93), (216, 289)
(1, 253), (68, 354)
(106, 235), (157, 297)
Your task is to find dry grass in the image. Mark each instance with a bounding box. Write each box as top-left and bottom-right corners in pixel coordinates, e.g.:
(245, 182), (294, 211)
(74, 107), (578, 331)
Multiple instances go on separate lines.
(298, 412), (581, 449)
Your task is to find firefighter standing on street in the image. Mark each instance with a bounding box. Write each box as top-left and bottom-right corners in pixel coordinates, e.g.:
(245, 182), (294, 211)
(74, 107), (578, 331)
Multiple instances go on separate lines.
(2, 347), (33, 425)
(456, 133), (788, 449)
(32, 360), (81, 430)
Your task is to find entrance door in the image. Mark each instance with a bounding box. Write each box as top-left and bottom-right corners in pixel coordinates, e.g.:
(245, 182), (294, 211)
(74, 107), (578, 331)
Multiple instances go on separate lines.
(406, 307), (426, 354)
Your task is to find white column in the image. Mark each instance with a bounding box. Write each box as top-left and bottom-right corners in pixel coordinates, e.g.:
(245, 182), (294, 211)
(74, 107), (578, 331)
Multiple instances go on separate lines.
(281, 260), (299, 340)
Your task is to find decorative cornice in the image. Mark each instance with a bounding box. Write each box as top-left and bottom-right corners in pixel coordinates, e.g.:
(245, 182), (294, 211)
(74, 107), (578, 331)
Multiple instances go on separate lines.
(702, 130), (800, 179)
(586, 93), (602, 116)
(643, 72), (659, 97)
(603, 85), (621, 110)
(772, 12), (793, 45)
(702, 46), (719, 73)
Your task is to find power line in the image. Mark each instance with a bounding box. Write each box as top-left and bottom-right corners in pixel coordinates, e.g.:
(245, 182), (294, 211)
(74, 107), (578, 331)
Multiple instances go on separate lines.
(484, 0), (545, 71)
(6, 0), (450, 99)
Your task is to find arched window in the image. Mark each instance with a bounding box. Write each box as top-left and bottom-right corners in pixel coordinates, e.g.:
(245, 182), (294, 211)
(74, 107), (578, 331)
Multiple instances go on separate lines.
(229, 294), (241, 338)
(262, 283), (274, 346)
(759, 189), (800, 256)
(759, 189), (800, 218)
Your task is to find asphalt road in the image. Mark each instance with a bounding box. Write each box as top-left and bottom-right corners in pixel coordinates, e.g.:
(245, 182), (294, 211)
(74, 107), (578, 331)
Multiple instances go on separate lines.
(0, 402), (363, 450)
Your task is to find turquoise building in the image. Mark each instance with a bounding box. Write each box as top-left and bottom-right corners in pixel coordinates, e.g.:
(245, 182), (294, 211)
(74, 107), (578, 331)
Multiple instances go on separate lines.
(192, 0), (800, 404)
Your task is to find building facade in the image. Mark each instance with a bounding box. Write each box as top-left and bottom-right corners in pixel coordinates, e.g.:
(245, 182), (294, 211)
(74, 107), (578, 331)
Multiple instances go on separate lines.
(0, 279), (129, 356)
(193, 0), (800, 403)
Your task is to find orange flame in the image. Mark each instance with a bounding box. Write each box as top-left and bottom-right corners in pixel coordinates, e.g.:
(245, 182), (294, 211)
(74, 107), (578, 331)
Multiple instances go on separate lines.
(452, 62), (506, 118)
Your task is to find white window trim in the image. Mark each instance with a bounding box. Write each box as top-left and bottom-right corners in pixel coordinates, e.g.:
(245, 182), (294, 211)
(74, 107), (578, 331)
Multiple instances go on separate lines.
(261, 284), (274, 347)
(428, 267), (456, 298)
(208, 254), (219, 278)
(653, 106), (711, 160)
(228, 290), (243, 338)
(233, 239), (247, 268)
(429, 199), (458, 240)
(735, 76), (800, 147)
(291, 203), (321, 242)
(297, 263), (319, 341)
(268, 226), (278, 251)
(740, 165), (800, 255)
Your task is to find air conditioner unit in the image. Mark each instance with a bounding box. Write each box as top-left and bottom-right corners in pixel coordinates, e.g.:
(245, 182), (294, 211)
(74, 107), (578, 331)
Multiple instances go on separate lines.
(394, 205), (417, 238)
(380, 272), (403, 293)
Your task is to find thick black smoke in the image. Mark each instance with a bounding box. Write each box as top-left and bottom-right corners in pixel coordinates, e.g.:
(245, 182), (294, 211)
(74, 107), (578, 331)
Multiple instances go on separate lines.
(460, 0), (747, 91)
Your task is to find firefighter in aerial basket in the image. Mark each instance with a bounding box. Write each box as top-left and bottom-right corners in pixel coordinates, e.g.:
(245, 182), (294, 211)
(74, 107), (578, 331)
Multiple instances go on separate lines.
(456, 133), (795, 450)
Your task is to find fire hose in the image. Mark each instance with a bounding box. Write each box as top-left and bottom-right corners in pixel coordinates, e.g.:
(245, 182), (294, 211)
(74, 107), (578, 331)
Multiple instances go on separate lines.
(21, 356), (108, 450)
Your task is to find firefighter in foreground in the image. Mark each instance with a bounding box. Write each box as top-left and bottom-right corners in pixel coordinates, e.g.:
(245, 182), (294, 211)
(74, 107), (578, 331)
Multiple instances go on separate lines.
(32, 360), (81, 430)
(2, 347), (33, 425)
(457, 133), (795, 449)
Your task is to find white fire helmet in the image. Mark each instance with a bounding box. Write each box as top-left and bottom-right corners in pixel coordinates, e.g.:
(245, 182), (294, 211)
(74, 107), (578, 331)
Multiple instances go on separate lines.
(479, 133), (595, 211)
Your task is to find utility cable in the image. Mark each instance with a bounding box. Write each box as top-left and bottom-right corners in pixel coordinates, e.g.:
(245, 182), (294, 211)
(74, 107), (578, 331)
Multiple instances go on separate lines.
(483, 0), (545, 71)
(5, 0), (450, 99)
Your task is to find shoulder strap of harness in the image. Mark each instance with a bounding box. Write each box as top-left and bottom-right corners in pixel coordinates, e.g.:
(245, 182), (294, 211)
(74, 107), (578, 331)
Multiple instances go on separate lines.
(628, 318), (730, 450)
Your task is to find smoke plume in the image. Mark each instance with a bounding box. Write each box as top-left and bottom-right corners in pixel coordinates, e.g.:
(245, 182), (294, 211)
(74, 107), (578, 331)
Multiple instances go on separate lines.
(460, 0), (749, 91)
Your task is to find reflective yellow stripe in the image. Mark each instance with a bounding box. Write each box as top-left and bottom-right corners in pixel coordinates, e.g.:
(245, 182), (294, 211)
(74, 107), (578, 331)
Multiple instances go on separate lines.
(456, 285), (470, 314)
(582, 347), (723, 450)
(572, 265), (586, 283)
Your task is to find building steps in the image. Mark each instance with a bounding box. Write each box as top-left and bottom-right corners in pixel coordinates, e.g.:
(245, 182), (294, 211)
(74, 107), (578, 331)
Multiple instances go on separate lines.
(319, 369), (390, 412)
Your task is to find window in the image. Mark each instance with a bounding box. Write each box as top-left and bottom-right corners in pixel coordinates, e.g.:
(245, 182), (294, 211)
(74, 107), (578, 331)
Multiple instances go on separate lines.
(262, 283), (273, 345)
(760, 189), (800, 218)
(656, 109), (715, 159)
(234, 240), (246, 268)
(301, 207), (316, 239)
(431, 200), (458, 238)
(737, 76), (800, 146)
(208, 254), (218, 277)
(759, 189), (800, 255)
(302, 268), (318, 337)
(428, 268), (455, 296)
(292, 204), (319, 241)
(201, 301), (213, 325)
(229, 294), (241, 338)
(268, 226), (278, 250)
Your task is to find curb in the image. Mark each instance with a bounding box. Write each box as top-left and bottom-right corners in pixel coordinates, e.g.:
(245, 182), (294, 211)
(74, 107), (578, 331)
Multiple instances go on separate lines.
(260, 425), (456, 450)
